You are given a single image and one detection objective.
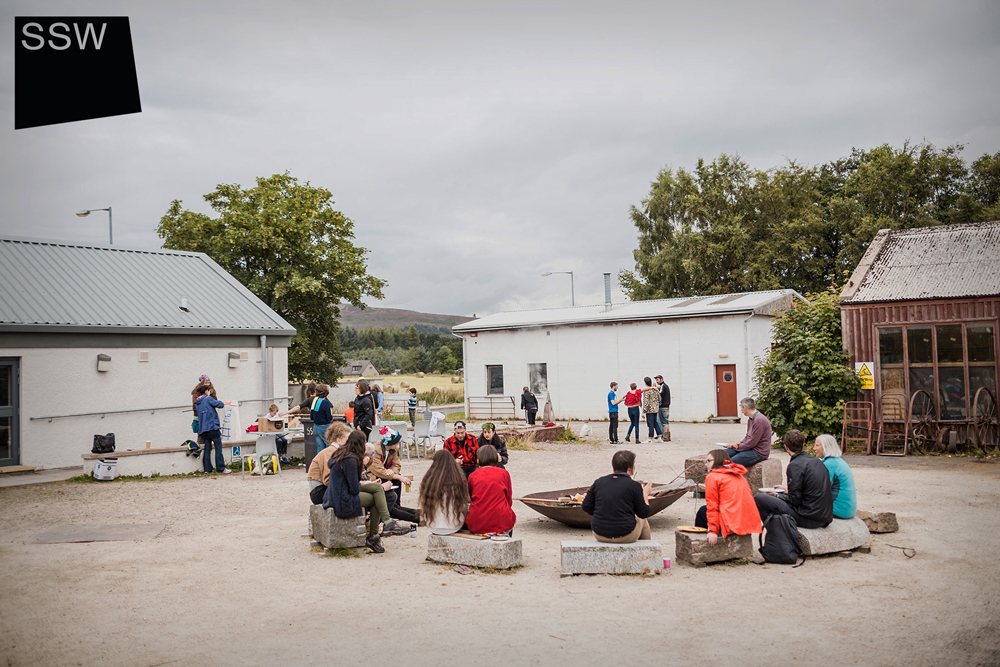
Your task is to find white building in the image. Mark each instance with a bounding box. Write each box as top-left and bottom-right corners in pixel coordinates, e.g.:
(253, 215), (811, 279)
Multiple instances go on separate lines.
(453, 289), (804, 422)
(0, 237), (295, 470)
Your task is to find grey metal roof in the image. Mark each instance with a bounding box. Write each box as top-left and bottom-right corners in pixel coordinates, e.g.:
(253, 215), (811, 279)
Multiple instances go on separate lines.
(453, 289), (804, 333)
(841, 221), (1000, 304)
(0, 236), (296, 335)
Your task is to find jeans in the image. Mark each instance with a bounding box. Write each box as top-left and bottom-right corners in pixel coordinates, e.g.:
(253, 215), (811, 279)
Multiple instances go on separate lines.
(609, 412), (619, 442)
(658, 406), (670, 426)
(754, 492), (830, 530)
(626, 407), (640, 441)
(645, 413), (662, 438)
(314, 425), (330, 453)
(201, 429), (225, 472)
(725, 447), (766, 468)
(526, 410), (537, 425)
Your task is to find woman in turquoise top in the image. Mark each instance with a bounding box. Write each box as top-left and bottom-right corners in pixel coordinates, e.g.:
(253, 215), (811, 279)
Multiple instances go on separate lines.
(815, 434), (857, 519)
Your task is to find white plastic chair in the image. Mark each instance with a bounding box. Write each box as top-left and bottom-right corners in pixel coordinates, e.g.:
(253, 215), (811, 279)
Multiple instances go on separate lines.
(412, 420), (431, 459)
(414, 419), (447, 458)
(241, 434), (283, 479)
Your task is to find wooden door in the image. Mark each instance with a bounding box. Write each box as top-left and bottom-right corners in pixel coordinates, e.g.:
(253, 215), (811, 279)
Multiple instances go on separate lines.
(715, 364), (737, 417)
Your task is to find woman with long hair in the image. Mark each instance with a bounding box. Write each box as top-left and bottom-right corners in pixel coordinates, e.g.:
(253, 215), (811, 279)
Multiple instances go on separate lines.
(324, 430), (400, 553)
(418, 449), (470, 535)
(477, 423), (509, 468)
(695, 449), (762, 545)
(466, 445), (516, 535)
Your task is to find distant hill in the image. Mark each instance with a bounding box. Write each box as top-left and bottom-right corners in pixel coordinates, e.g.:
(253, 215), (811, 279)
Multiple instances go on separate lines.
(337, 304), (474, 334)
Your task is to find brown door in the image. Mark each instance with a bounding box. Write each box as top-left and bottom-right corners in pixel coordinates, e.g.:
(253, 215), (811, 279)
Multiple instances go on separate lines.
(716, 365), (738, 417)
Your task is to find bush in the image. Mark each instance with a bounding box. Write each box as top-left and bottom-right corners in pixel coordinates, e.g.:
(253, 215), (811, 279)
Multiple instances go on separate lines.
(754, 288), (862, 442)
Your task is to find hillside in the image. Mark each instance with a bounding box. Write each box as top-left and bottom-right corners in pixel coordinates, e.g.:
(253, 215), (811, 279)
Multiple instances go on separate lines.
(337, 304), (474, 334)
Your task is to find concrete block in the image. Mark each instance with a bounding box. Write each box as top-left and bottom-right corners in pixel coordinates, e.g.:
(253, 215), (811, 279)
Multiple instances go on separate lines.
(560, 540), (662, 574)
(309, 505), (367, 548)
(745, 458), (783, 494)
(426, 534), (522, 569)
(856, 510), (898, 533)
(684, 457), (708, 484)
(797, 517), (871, 556)
(674, 531), (753, 568)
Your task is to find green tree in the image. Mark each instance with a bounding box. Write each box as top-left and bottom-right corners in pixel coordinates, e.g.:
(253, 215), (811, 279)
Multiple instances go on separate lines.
(753, 289), (862, 442)
(399, 348), (426, 374)
(435, 346), (457, 373)
(402, 325), (420, 348)
(157, 173), (385, 383)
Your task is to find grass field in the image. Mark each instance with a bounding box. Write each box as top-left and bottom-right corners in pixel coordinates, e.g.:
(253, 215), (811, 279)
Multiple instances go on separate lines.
(366, 373), (463, 392)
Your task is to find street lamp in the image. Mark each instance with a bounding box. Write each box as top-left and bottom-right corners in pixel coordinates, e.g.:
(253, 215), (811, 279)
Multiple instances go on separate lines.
(541, 271), (575, 306)
(76, 207), (113, 245)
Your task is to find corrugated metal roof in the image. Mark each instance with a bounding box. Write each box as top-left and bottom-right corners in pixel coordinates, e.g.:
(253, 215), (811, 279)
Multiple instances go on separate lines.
(453, 289), (804, 333)
(0, 237), (296, 335)
(842, 221), (1000, 304)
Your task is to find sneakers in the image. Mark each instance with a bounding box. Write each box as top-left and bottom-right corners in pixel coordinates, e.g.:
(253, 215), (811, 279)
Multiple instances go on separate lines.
(280, 456), (290, 464)
(218, 468), (232, 474)
(381, 519), (410, 537)
(365, 534), (385, 553)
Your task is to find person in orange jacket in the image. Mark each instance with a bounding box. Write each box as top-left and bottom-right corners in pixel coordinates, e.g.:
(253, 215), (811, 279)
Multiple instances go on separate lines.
(695, 449), (763, 545)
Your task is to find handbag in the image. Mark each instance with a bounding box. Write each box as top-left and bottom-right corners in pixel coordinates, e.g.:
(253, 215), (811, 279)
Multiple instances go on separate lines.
(91, 433), (116, 454)
(192, 418), (199, 434)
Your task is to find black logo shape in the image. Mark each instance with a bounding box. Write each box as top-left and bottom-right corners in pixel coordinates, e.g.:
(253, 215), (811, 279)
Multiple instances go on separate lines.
(15, 17), (141, 129)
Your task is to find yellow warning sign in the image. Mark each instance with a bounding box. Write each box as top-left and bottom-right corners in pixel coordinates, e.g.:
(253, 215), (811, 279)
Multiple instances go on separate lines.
(855, 362), (874, 390)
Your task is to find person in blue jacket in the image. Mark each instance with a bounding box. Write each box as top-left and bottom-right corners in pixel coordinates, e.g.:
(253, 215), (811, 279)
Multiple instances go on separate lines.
(195, 383), (230, 474)
(815, 434), (856, 519)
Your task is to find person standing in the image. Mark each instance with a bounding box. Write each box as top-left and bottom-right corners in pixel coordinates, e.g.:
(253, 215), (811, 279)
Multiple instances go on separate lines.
(641, 377), (663, 442)
(725, 397), (772, 468)
(353, 379), (376, 438)
(406, 387), (418, 428)
(623, 383), (642, 443)
(521, 387), (538, 425)
(195, 384), (230, 474)
(607, 382), (624, 444)
(655, 374), (671, 442)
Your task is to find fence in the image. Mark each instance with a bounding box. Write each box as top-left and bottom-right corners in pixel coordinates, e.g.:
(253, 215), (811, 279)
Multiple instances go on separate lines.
(468, 396), (516, 420)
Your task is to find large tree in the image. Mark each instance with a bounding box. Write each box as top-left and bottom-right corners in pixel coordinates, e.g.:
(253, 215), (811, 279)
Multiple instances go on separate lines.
(158, 173), (386, 383)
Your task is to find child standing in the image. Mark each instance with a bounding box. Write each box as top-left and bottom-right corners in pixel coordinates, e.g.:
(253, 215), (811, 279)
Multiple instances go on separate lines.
(407, 387), (418, 428)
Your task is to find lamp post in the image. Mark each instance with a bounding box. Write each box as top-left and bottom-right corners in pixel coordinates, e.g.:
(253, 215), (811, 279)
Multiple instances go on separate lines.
(76, 207), (113, 245)
(541, 271), (575, 306)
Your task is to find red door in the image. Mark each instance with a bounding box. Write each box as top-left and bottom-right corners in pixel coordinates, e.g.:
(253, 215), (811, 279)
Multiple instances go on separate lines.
(716, 365), (738, 417)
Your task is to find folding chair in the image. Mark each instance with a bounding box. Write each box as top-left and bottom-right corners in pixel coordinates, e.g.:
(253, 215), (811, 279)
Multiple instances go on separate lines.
(241, 433), (283, 479)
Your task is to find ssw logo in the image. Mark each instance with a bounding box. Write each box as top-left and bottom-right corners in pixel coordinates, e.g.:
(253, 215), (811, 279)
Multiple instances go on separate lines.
(21, 21), (108, 51)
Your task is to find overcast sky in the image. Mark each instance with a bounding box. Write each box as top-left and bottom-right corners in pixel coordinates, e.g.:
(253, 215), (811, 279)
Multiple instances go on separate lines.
(2, 1), (998, 318)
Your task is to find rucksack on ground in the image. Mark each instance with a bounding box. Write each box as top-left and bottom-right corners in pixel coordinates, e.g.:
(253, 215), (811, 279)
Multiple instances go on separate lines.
(759, 513), (804, 566)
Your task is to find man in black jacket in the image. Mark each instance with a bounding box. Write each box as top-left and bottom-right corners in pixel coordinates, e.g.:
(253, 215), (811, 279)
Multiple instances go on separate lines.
(754, 429), (832, 529)
(521, 387), (538, 425)
(655, 374), (671, 442)
(582, 450), (653, 543)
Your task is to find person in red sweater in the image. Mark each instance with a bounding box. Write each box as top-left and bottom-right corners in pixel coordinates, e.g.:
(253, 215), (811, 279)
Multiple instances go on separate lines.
(464, 445), (516, 535)
(622, 383), (642, 443)
(695, 449), (762, 545)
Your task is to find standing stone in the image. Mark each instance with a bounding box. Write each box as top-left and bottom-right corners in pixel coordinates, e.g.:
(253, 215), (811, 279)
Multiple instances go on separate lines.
(309, 505), (366, 548)
(745, 458), (783, 494)
(797, 517), (871, 555)
(856, 510), (899, 533)
(674, 531), (753, 568)
(684, 457), (708, 484)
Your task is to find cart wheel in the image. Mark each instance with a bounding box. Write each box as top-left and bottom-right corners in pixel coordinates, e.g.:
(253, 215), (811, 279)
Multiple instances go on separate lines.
(973, 387), (999, 456)
(907, 390), (936, 455)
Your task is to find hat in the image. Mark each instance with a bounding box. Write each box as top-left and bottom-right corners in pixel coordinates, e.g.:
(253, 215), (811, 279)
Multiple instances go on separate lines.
(454, 420), (467, 428)
(199, 375), (211, 383)
(654, 374), (663, 380)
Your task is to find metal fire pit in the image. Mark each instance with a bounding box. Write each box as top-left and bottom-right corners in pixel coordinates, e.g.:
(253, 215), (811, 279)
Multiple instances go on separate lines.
(516, 479), (694, 528)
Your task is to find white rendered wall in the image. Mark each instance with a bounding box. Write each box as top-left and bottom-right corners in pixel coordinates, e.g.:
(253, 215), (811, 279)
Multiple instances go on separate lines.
(462, 314), (776, 422)
(9, 344), (289, 470)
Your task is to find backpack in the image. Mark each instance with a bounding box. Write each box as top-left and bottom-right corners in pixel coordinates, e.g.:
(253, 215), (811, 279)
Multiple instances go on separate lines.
(759, 513), (804, 566)
(92, 433), (116, 454)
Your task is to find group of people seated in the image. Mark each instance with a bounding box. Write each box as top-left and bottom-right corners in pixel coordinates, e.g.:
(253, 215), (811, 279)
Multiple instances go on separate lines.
(307, 417), (516, 554)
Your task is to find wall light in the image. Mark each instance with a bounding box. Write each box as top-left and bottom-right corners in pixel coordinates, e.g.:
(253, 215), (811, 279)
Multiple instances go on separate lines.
(228, 352), (240, 368)
(97, 354), (112, 372)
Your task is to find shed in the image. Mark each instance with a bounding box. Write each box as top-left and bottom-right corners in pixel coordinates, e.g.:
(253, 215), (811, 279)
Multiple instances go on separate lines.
(453, 289), (803, 422)
(840, 221), (1000, 451)
(0, 237), (296, 470)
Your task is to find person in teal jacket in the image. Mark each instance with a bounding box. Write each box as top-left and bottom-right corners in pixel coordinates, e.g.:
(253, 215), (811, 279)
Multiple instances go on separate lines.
(815, 434), (856, 519)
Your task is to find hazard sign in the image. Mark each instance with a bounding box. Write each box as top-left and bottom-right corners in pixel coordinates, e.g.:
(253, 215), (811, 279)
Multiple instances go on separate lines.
(855, 362), (874, 390)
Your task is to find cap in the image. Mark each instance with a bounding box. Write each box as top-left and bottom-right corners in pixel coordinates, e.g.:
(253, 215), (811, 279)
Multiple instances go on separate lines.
(454, 420), (466, 428)
(654, 374), (663, 379)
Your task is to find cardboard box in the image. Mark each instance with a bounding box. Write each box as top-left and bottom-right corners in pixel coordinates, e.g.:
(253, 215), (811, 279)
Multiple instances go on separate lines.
(258, 417), (285, 432)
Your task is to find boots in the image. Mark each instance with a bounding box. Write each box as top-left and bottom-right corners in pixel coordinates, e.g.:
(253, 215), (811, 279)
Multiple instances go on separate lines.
(663, 426), (671, 442)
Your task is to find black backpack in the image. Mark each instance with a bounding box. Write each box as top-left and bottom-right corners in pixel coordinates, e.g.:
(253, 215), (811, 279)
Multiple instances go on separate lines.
(759, 513), (804, 566)
(92, 433), (116, 454)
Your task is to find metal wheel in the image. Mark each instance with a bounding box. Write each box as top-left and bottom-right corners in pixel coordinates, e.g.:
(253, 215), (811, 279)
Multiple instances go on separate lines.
(972, 387), (999, 456)
(906, 390), (936, 455)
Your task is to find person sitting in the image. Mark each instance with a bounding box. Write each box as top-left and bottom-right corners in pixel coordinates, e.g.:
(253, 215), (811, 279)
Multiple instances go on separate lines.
(307, 422), (353, 505)
(443, 420), (479, 478)
(366, 427), (420, 525)
(725, 397), (772, 468)
(815, 434), (857, 520)
(324, 430), (407, 553)
(267, 403), (290, 463)
(418, 449), (470, 536)
(581, 450), (653, 543)
(694, 449), (763, 545)
(477, 423), (509, 468)
(465, 445), (516, 535)
(754, 429), (833, 529)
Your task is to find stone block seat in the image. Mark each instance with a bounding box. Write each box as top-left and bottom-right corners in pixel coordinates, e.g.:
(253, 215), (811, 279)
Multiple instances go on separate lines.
(426, 533), (522, 569)
(674, 530), (753, 568)
(560, 540), (662, 574)
(309, 504), (367, 548)
(797, 517), (871, 556)
(683, 456), (782, 494)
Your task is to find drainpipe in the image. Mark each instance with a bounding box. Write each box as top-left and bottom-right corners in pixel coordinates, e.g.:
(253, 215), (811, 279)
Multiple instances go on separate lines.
(742, 312), (753, 400)
(261, 335), (267, 408)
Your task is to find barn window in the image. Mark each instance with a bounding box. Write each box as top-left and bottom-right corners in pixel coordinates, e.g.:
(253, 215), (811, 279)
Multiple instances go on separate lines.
(528, 363), (548, 395)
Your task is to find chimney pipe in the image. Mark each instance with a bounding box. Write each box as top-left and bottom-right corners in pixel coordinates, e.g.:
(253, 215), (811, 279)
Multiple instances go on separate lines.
(604, 273), (612, 312)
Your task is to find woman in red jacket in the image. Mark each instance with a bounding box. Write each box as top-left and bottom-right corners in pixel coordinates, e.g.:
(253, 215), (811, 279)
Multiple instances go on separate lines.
(465, 445), (516, 535)
(695, 449), (762, 545)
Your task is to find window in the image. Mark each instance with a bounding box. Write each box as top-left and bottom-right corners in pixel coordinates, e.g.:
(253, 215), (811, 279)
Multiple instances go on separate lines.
(528, 363), (548, 395)
(968, 324), (996, 407)
(486, 365), (504, 395)
(907, 326), (934, 396)
(878, 328), (905, 417)
(936, 325), (966, 419)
